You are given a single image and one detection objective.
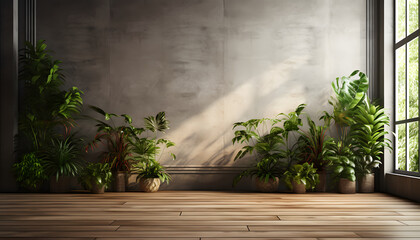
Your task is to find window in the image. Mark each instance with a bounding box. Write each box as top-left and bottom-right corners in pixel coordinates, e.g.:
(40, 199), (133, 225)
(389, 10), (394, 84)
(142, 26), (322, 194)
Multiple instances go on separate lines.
(395, 0), (420, 175)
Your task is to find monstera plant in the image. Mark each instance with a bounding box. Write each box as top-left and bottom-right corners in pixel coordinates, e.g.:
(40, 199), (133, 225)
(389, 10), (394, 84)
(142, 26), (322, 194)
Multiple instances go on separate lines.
(284, 162), (319, 194)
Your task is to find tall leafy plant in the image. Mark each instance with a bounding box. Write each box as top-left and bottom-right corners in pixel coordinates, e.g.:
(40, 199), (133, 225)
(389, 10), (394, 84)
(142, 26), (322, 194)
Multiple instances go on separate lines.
(86, 106), (134, 172)
(130, 112), (176, 181)
(351, 101), (392, 176)
(19, 40), (83, 153)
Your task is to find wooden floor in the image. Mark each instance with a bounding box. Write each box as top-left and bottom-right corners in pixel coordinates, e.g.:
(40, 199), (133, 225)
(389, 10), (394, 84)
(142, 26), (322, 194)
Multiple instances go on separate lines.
(0, 191), (420, 240)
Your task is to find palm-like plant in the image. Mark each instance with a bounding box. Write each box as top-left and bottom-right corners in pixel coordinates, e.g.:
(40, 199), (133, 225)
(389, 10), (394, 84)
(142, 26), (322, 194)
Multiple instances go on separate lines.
(129, 112), (176, 182)
(351, 101), (392, 176)
(19, 40), (83, 153)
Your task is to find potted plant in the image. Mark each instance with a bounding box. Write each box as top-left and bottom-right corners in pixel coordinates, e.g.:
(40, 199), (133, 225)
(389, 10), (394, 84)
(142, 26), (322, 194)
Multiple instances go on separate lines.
(131, 159), (171, 192)
(284, 163), (319, 193)
(86, 106), (135, 192)
(78, 163), (112, 194)
(13, 152), (48, 192)
(351, 101), (392, 192)
(16, 40), (84, 191)
(297, 116), (332, 192)
(327, 139), (357, 194)
(232, 104), (305, 192)
(43, 135), (84, 193)
(128, 112), (176, 192)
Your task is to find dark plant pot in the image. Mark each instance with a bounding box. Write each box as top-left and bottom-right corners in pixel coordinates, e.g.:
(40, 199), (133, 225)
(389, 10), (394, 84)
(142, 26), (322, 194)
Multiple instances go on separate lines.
(114, 171), (126, 192)
(91, 180), (105, 194)
(139, 178), (161, 192)
(315, 170), (327, 192)
(358, 173), (375, 193)
(49, 176), (70, 193)
(255, 177), (279, 193)
(339, 178), (356, 194)
(292, 180), (306, 194)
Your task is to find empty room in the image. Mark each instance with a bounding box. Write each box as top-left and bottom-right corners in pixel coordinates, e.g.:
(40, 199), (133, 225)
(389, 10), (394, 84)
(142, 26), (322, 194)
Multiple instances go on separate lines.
(1, 0), (420, 239)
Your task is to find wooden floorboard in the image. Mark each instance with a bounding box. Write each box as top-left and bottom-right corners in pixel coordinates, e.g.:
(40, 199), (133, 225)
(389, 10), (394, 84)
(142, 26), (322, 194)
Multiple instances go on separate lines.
(0, 191), (419, 239)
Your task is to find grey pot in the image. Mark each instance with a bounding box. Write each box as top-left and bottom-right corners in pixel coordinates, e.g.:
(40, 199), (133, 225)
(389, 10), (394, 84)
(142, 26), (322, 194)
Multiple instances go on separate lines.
(339, 178), (356, 194)
(358, 173), (375, 193)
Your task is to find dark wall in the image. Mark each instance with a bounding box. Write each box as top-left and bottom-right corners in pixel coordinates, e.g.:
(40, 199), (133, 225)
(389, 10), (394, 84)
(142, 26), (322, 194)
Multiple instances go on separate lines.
(36, 0), (367, 190)
(0, 0), (18, 192)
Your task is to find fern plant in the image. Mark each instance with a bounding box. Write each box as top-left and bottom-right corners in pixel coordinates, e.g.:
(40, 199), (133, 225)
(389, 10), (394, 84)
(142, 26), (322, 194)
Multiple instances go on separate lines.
(131, 159), (171, 183)
(78, 163), (112, 190)
(13, 153), (48, 190)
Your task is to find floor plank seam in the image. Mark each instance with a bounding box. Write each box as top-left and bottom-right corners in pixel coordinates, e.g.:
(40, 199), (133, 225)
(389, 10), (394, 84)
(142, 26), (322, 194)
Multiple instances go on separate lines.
(109, 220), (116, 226)
(114, 226), (121, 231)
(398, 220), (409, 225)
(246, 225), (250, 231)
(276, 216), (281, 220)
(180, 212), (182, 216)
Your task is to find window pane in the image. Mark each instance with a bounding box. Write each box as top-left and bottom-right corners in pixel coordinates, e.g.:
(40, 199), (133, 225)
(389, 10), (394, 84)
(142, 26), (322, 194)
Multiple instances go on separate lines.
(408, 0), (419, 35)
(408, 122), (419, 172)
(397, 46), (407, 121)
(397, 0), (407, 42)
(408, 38), (419, 119)
(397, 124), (407, 171)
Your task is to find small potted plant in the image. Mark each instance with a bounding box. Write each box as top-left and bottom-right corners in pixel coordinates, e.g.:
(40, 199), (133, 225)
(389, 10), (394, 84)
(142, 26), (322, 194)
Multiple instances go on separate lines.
(132, 159), (171, 192)
(327, 140), (357, 194)
(13, 153), (48, 192)
(284, 163), (319, 194)
(128, 112), (176, 192)
(352, 101), (392, 193)
(233, 157), (282, 192)
(43, 135), (84, 193)
(79, 163), (112, 194)
(297, 116), (332, 192)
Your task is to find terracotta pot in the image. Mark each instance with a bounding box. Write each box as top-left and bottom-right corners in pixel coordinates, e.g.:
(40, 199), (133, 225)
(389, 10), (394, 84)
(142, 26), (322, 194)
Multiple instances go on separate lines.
(255, 177), (279, 193)
(358, 173), (375, 193)
(315, 170), (327, 192)
(49, 176), (70, 193)
(292, 180), (306, 194)
(139, 178), (161, 192)
(114, 171), (126, 192)
(339, 178), (356, 194)
(91, 180), (105, 194)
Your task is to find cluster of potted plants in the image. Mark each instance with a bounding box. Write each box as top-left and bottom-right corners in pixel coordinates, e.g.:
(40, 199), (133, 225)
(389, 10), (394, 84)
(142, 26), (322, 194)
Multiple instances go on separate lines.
(232, 70), (392, 194)
(13, 40), (175, 193)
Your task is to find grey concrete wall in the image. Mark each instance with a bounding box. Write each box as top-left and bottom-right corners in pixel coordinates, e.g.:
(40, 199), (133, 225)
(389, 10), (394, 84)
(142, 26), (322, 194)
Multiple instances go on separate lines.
(37, 0), (367, 190)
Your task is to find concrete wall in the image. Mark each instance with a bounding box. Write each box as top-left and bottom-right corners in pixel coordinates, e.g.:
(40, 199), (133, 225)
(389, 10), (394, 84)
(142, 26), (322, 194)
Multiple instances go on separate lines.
(37, 0), (367, 190)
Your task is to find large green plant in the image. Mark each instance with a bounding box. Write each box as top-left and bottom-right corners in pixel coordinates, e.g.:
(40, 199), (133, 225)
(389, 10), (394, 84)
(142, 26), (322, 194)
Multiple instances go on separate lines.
(13, 153), (48, 190)
(19, 40), (83, 152)
(231, 104), (305, 185)
(351, 101), (392, 176)
(86, 106), (134, 172)
(323, 70), (369, 128)
(78, 163), (112, 190)
(43, 135), (84, 180)
(297, 116), (333, 171)
(283, 163), (319, 190)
